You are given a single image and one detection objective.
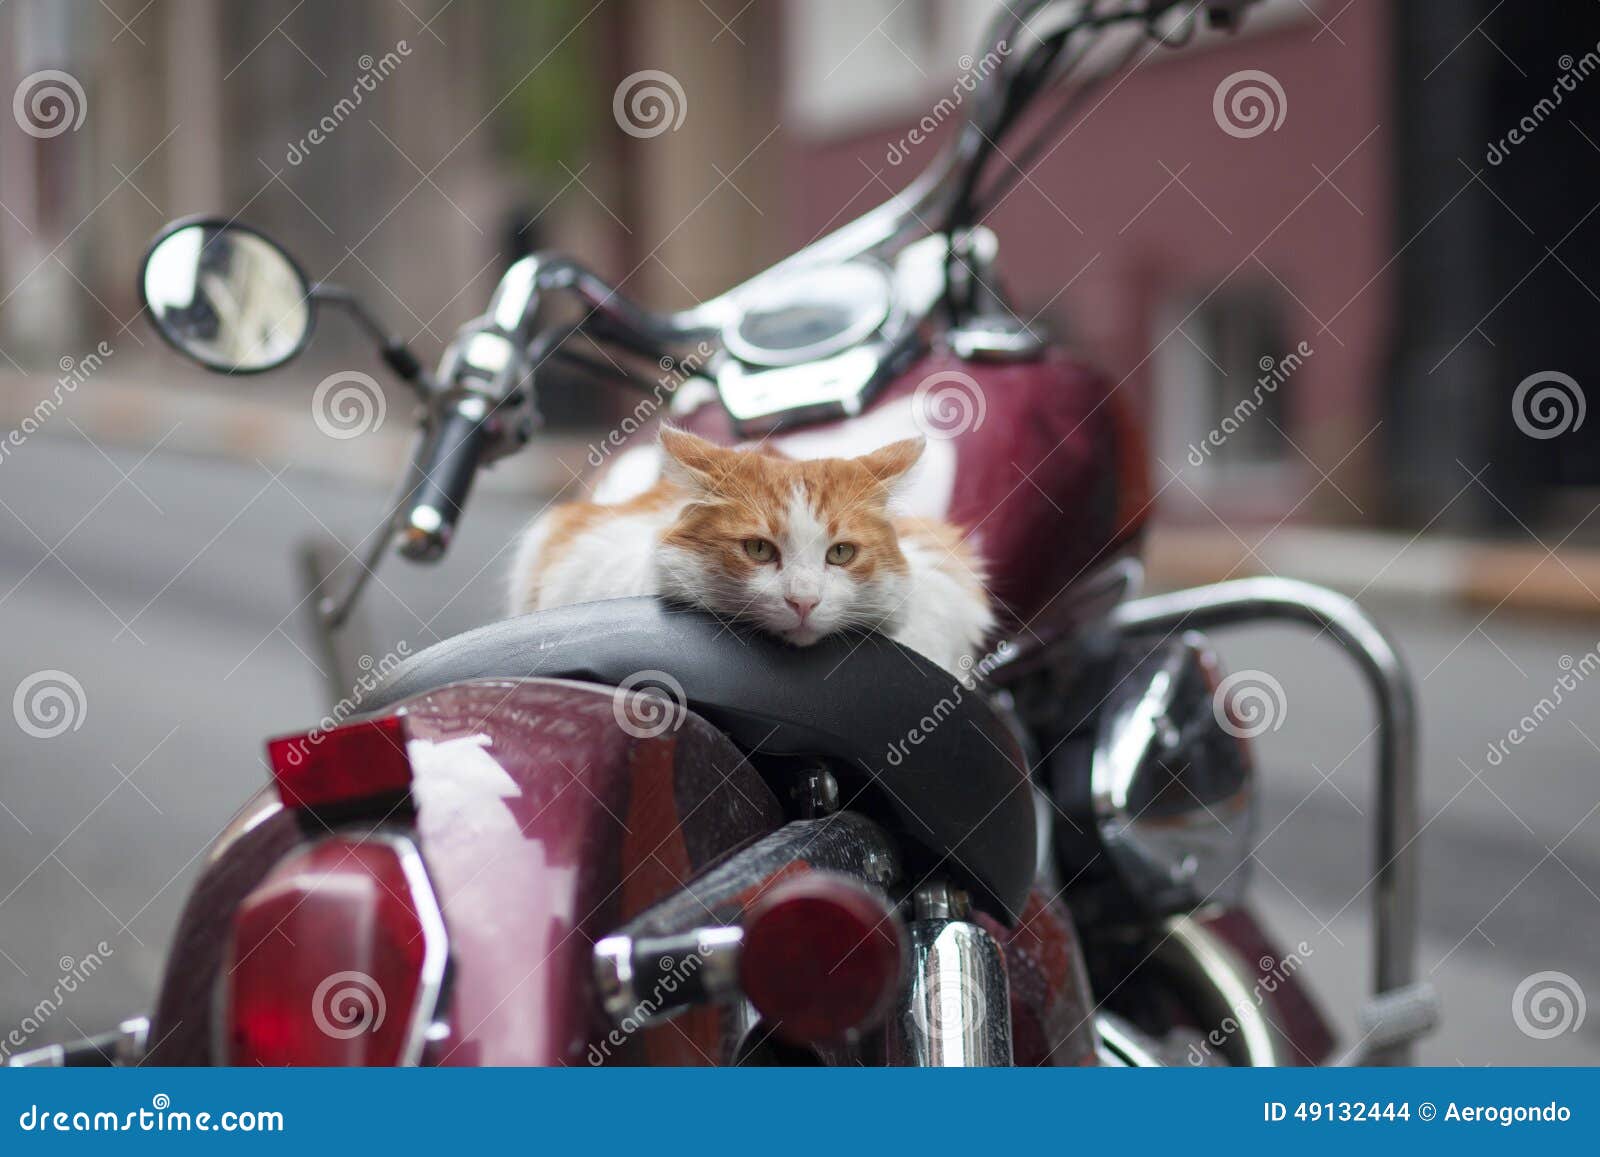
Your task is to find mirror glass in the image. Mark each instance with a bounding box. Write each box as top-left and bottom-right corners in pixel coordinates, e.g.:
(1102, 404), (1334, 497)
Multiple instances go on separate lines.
(141, 223), (312, 372)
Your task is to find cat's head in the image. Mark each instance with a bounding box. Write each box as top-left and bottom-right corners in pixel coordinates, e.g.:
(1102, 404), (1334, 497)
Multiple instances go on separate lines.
(654, 428), (924, 647)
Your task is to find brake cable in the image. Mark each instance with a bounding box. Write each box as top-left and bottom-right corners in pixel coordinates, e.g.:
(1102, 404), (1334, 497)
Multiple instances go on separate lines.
(938, 1), (1198, 321)
(968, 24), (1148, 217)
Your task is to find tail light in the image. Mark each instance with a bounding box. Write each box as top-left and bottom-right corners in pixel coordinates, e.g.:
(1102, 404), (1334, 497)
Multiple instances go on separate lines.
(220, 834), (447, 1065)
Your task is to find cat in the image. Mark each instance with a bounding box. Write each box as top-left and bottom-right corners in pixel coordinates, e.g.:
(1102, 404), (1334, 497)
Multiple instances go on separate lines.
(508, 428), (994, 677)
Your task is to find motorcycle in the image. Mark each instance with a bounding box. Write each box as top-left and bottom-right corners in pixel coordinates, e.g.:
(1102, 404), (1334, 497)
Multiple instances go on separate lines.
(11, 0), (1436, 1068)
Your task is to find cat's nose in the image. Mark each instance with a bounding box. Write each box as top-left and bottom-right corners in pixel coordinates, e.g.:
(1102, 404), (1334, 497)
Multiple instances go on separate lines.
(786, 595), (819, 623)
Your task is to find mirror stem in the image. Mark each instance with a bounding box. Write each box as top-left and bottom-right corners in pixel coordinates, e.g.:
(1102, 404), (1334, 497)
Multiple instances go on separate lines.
(312, 282), (428, 396)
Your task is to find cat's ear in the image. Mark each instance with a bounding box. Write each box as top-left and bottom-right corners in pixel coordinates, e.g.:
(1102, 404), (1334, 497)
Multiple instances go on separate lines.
(857, 437), (925, 488)
(659, 426), (729, 491)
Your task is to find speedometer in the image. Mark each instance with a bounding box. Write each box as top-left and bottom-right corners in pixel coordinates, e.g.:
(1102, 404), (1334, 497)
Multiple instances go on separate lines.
(723, 261), (894, 367)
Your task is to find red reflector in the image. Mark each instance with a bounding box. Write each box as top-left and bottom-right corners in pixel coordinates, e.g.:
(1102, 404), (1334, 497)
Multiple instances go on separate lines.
(223, 837), (444, 1066)
(740, 874), (905, 1044)
(266, 714), (413, 810)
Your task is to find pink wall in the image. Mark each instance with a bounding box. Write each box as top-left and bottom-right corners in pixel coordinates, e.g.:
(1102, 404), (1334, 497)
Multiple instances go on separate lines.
(783, 6), (1393, 524)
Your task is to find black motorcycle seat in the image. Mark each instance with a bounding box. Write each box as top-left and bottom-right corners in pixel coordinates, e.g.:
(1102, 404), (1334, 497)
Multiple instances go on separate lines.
(371, 597), (1035, 922)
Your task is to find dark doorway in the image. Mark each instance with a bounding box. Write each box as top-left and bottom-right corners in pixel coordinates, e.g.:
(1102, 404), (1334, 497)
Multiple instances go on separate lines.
(1388, 2), (1600, 537)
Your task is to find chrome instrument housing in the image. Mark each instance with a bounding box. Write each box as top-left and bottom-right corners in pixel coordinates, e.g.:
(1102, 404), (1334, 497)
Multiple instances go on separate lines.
(721, 260), (895, 368)
(709, 231), (998, 435)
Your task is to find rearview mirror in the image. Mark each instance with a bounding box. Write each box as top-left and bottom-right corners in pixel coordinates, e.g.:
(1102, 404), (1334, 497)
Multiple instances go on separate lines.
(140, 218), (314, 374)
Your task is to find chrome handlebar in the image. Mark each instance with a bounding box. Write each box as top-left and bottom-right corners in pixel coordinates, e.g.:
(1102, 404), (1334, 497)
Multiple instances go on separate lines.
(391, 254), (723, 562)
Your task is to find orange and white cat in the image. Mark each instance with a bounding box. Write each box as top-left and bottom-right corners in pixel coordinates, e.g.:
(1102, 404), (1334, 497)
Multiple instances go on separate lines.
(509, 429), (993, 676)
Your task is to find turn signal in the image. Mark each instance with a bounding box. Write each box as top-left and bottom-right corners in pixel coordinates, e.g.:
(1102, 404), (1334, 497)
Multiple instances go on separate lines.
(740, 874), (905, 1044)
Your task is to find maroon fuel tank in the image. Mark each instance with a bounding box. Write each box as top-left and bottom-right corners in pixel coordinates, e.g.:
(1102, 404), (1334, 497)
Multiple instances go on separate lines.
(148, 679), (784, 1066)
(618, 349), (1150, 644)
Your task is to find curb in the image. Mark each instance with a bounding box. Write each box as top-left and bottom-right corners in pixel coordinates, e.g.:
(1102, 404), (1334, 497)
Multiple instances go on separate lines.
(1145, 526), (1600, 619)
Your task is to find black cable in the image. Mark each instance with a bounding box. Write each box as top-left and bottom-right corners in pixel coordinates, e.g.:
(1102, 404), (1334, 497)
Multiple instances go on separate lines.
(938, 0), (1197, 319)
(942, 1), (1081, 317)
(970, 25), (1148, 217)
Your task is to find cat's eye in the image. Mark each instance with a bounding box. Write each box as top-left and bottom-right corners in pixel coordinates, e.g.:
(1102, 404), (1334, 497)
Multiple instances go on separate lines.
(744, 538), (777, 563)
(826, 542), (857, 566)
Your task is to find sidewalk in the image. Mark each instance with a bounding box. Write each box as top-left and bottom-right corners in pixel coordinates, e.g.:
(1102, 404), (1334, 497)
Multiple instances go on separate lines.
(1145, 525), (1600, 618)
(0, 370), (590, 495)
(8, 372), (1599, 618)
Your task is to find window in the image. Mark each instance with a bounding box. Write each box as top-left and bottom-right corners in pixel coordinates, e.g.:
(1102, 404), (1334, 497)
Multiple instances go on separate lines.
(784, 0), (986, 134)
(783, 0), (1316, 137)
(1154, 285), (1300, 482)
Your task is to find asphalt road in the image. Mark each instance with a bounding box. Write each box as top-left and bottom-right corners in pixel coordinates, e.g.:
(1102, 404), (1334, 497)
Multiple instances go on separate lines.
(1, 434), (1597, 1066)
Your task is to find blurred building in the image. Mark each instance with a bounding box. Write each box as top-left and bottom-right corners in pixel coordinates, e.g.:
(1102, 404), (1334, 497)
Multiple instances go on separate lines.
(775, 0), (1389, 530)
(1, 0), (537, 365)
(4, 0), (1600, 536)
(766, 1), (1600, 538)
